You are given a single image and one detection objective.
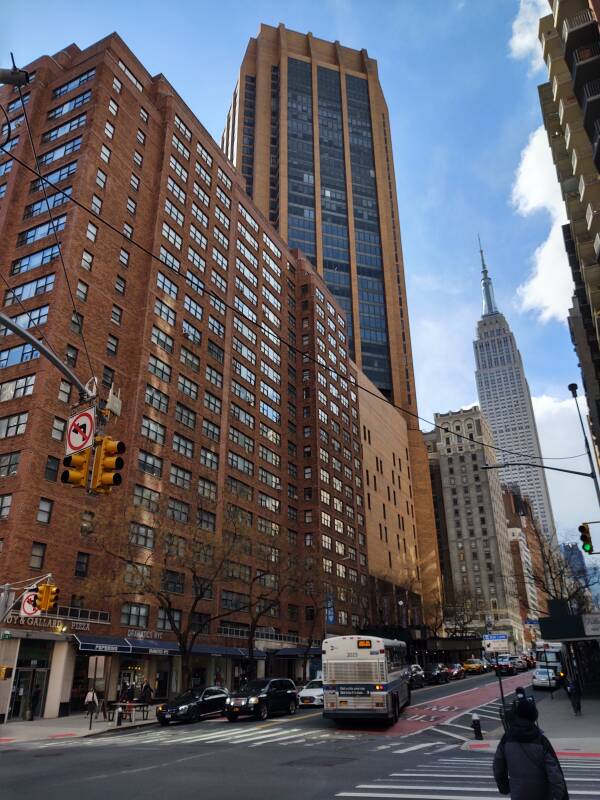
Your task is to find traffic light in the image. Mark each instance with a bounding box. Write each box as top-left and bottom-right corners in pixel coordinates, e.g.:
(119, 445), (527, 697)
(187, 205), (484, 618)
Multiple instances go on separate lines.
(61, 448), (91, 488)
(91, 435), (126, 493)
(35, 584), (50, 611)
(45, 584), (59, 612)
(579, 523), (594, 554)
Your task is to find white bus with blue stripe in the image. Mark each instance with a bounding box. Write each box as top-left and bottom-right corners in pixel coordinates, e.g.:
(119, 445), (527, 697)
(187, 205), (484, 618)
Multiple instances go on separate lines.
(322, 635), (411, 723)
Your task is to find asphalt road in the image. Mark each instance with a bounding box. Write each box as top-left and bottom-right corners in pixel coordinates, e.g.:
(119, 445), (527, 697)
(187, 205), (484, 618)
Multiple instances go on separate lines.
(0, 671), (534, 800)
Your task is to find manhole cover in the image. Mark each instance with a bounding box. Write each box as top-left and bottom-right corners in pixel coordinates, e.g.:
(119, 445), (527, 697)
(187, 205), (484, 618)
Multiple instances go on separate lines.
(284, 757), (353, 767)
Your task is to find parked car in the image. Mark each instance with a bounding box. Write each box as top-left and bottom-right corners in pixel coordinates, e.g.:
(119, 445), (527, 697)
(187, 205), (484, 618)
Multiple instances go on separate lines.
(156, 686), (229, 726)
(448, 663), (466, 680)
(226, 678), (298, 721)
(482, 658), (496, 672)
(463, 658), (486, 675)
(408, 664), (426, 689)
(496, 656), (515, 676)
(510, 656), (528, 672)
(423, 663), (450, 685)
(532, 668), (558, 689)
(298, 679), (324, 707)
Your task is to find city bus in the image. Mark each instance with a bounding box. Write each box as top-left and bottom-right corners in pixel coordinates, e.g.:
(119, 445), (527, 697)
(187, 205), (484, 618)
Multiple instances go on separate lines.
(322, 635), (410, 723)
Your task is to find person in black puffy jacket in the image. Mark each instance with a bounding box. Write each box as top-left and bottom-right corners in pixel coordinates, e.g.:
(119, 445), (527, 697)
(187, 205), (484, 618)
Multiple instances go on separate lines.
(493, 698), (568, 800)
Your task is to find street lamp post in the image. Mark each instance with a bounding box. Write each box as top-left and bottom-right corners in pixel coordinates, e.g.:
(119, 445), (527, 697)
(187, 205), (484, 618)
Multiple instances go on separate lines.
(568, 383), (600, 508)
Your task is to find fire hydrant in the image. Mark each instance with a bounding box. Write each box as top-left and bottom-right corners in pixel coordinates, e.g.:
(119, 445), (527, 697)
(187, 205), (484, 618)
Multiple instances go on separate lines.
(471, 713), (483, 740)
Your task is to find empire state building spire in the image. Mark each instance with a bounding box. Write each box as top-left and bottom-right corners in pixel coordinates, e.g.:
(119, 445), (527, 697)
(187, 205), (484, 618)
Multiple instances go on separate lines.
(479, 236), (499, 316)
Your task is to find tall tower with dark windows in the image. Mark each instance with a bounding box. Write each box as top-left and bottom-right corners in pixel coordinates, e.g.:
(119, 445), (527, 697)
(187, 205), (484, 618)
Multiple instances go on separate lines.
(222, 24), (412, 406)
(223, 23), (442, 614)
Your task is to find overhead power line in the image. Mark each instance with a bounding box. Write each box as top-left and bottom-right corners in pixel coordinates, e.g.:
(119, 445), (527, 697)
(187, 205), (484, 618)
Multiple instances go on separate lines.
(0, 122), (587, 465)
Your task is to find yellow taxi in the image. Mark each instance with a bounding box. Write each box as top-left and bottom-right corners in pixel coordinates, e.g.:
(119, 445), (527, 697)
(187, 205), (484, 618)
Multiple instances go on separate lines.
(463, 658), (486, 674)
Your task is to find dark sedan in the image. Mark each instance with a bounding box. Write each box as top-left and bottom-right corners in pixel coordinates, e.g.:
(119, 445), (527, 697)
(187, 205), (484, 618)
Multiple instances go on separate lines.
(156, 686), (229, 725)
(225, 678), (298, 721)
(424, 663), (450, 685)
(409, 664), (426, 689)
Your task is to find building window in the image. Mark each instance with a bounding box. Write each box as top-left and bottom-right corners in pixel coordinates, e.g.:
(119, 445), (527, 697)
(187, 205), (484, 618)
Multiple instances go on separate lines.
(30, 541), (46, 569)
(106, 334), (119, 356)
(111, 305), (122, 325)
(129, 522), (154, 549)
(120, 602), (149, 628)
(57, 379), (71, 403)
(0, 493), (12, 519)
(102, 366), (115, 388)
(96, 169), (106, 189)
(76, 280), (88, 301)
(0, 451), (19, 476)
(51, 417), (66, 441)
(81, 250), (93, 271)
(44, 455), (60, 481)
(86, 222), (98, 242)
(104, 121), (115, 139)
(167, 497), (189, 523)
(133, 484), (160, 512)
(65, 345), (78, 367)
(157, 607), (182, 630)
(37, 497), (53, 523)
(70, 311), (83, 334)
(75, 552), (89, 577)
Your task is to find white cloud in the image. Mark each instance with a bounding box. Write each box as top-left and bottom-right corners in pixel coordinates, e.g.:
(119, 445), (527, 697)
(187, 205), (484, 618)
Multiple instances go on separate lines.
(509, 0), (548, 74)
(512, 126), (572, 322)
(532, 394), (599, 542)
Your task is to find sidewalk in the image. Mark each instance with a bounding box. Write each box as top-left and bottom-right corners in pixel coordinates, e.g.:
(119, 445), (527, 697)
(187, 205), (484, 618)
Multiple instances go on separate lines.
(0, 712), (157, 744)
(464, 688), (600, 756)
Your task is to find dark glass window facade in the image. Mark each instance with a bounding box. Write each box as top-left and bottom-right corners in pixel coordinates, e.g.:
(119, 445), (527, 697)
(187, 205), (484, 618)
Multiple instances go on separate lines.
(242, 75), (256, 196)
(287, 58), (316, 263)
(346, 75), (391, 395)
(317, 66), (353, 355)
(269, 66), (280, 227)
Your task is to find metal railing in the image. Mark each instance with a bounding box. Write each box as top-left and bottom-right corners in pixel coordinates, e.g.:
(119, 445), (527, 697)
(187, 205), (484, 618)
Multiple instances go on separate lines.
(217, 624), (317, 647)
(563, 9), (596, 40)
(584, 79), (600, 100)
(573, 42), (600, 66)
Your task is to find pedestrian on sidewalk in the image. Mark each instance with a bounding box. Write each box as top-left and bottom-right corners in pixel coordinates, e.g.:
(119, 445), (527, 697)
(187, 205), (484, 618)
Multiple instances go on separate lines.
(84, 688), (98, 719)
(565, 679), (582, 716)
(140, 677), (153, 704)
(493, 698), (568, 800)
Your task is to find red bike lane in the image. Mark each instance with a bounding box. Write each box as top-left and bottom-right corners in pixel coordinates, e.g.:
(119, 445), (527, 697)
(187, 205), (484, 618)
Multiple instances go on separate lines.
(381, 673), (526, 737)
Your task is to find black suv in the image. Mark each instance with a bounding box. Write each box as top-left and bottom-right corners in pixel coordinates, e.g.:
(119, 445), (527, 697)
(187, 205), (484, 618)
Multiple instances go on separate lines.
(226, 678), (298, 721)
(156, 686), (229, 726)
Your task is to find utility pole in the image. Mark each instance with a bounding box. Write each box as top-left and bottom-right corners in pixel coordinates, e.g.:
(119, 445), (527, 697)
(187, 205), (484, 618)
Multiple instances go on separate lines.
(568, 383), (600, 508)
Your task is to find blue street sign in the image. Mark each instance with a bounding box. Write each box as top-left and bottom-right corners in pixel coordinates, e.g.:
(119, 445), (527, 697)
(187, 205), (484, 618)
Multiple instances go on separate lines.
(525, 618), (540, 626)
(483, 633), (508, 641)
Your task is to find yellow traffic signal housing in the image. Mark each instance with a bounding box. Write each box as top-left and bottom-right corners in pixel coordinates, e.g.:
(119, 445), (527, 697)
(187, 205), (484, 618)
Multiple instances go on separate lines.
(579, 523), (594, 554)
(35, 584), (51, 611)
(61, 448), (92, 488)
(91, 435), (126, 493)
(45, 584), (59, 612)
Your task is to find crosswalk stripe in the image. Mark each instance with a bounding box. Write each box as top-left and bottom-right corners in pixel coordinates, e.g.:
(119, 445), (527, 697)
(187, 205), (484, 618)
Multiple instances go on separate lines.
(442, 723), (473, 731)
(392, 742), (442, 754)
(430, 727), (470, 742)
(227, 728), (302, 745)
(336, 793), (501, 799)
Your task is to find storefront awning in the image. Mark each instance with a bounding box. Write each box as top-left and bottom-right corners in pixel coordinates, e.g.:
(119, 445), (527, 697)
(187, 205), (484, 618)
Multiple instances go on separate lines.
(191, 644), (267, 658)
(73, 634), (132, 654)
(268, 647), (322, 658)
(128, 639), (180, 655)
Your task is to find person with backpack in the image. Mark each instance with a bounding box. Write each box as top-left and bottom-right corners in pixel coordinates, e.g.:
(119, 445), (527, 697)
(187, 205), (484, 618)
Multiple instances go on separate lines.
(84, 688), (99, 719)
(493, 698), (568, 800)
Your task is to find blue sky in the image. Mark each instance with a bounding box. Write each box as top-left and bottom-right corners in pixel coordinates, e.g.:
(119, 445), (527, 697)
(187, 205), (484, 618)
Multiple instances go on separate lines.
(4, 0), (599, 546)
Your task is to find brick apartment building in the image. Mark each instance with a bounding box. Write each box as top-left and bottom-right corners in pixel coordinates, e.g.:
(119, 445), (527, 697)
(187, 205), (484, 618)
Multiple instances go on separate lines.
(0, 31), (437, 723)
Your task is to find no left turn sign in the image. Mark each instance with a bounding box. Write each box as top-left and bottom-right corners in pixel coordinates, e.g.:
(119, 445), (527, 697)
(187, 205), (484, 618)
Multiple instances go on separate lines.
(20, 589), (41, 618)
(66, 407), (95, 456)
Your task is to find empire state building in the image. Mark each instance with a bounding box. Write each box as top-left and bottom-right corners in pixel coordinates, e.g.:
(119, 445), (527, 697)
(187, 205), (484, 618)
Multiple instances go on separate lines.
(473, 246), (557, 544)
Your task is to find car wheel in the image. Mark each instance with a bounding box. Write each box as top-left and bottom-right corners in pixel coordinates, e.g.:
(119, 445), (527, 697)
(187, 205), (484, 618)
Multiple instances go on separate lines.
(287, 699), (297, 715)
(258, 703), (268, 721)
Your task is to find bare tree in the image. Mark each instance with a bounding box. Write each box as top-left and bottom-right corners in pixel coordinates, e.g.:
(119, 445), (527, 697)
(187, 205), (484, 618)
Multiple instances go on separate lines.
(442, 590), (478, 637)
(525, 528), (600, 613)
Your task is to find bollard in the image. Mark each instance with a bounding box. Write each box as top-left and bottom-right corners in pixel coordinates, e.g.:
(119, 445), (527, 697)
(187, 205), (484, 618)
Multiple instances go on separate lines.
(471, 712), (483, 740)
(116, 705), (123, 727)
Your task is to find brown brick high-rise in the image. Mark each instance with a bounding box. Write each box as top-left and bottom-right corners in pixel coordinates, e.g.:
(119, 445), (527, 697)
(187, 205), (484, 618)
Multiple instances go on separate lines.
(222, 23), (442, 613)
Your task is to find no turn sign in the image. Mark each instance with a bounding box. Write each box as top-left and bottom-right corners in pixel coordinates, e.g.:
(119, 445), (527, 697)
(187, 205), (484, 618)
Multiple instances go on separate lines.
(20, 589), (40, 618)
(66, 407), (95, 456)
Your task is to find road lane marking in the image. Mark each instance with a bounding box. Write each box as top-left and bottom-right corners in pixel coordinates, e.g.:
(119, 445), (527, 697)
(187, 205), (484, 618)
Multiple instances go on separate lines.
(392, 741), (442, 754)
(442, 723), (473, 731)
(430, 727), (470, 741)
(336, 793), (500, 799)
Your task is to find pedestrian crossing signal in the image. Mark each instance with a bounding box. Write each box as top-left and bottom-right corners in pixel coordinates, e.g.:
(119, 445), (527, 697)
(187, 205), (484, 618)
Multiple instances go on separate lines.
(579, 523), (594, 554)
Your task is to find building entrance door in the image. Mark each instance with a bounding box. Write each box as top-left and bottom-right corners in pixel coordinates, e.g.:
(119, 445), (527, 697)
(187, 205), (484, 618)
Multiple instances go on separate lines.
(9, 668), (48, 720)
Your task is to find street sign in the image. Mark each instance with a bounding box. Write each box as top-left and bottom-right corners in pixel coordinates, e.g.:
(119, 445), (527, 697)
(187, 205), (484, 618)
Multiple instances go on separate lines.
(483, 632), (508, 654)
(20, 588), (41, 618)
(525, 618), (540, 626)
(66, 407), (95, 456)
(483, 633), (508, 641)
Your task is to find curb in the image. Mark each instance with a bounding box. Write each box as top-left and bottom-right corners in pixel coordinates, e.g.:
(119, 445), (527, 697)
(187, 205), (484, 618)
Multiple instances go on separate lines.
(84, 720), (158, 738)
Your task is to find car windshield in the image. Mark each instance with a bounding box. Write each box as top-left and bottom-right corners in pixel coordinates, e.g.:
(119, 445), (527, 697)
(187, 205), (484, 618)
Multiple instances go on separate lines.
(305, 680), (322, 689)
(235, 680), (269, 695)
(536, 669), (553, 676)
(173, 690), (201, 704)
(465, 659), (478, 664)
